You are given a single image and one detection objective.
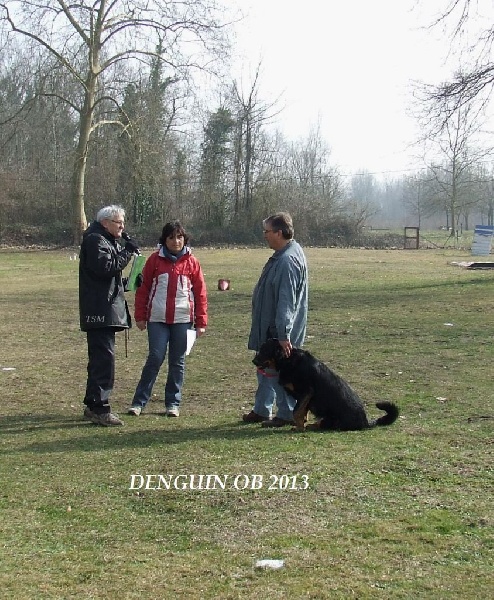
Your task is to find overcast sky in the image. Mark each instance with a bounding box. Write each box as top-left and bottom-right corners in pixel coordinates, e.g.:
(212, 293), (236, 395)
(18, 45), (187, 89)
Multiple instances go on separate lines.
(229, 0), (464, 178)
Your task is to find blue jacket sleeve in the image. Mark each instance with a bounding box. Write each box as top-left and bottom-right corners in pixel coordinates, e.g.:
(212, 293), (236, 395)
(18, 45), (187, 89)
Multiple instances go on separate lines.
(274, 256), (303, 342)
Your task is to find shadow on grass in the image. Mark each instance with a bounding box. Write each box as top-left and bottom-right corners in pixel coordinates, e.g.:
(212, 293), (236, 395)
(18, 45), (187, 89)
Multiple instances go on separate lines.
(0, 413), (88, 435)
(1, 413), (302, 454)
(311, 275), (494, 311)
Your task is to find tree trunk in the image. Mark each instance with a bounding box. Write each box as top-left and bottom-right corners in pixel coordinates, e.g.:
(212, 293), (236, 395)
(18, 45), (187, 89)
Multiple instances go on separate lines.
(450, 160), (457, 237)
(71, 140), (88, 245)
(244, 115), (252, 217)
(233, 122), (243, 218)
(71, 75), (98, 245)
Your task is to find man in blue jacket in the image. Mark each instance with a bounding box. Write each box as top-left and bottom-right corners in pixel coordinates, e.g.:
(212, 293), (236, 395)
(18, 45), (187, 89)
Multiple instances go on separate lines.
(243, 212), (308, 427)
(79, 205), (139, 426)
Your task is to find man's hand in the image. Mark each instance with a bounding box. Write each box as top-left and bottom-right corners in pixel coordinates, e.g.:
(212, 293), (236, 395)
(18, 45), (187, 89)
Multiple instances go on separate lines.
(279, 339), (292, 357)
(122, 231), (140, 254)
(136, 320), (147, 331)
(124, 237), (140, 254)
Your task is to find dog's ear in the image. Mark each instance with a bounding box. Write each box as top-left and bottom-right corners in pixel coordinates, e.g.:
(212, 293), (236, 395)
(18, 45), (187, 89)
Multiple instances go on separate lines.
(274, 340), (285, 361)
(265, 338), (279, 353)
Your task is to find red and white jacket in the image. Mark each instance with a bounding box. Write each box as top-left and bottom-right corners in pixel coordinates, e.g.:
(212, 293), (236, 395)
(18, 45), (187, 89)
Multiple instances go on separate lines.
(134, 247), (207, 328)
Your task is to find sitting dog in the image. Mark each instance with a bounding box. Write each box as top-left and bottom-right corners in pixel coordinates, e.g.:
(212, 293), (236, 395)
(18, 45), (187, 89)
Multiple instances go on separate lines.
(253, 338), (399, 432)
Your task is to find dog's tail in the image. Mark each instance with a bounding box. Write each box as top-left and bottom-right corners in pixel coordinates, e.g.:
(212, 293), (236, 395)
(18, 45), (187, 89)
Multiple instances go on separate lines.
(369, 402), (399, 427)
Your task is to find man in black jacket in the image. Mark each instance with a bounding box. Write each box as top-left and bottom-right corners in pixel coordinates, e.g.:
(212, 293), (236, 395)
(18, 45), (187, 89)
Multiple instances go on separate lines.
(79, 205), (139, 426)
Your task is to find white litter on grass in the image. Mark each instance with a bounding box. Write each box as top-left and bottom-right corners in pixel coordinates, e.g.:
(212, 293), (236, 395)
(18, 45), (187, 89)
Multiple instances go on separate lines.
(255, 559), (285, 569)
(1, 367), (16, 371)
(444, 323), (454, 327)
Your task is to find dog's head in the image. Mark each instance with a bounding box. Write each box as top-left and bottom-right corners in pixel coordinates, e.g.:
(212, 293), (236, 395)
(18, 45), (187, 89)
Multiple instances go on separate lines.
(252, 338), (285, 369)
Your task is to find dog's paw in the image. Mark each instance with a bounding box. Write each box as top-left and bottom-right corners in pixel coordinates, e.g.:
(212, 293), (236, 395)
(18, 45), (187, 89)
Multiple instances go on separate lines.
(304, 422), (322, 432)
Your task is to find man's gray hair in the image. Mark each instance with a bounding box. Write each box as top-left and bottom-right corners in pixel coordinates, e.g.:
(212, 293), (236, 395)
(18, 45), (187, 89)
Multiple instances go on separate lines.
(96, 205), (126, 223)
(264, 212), (294, 239)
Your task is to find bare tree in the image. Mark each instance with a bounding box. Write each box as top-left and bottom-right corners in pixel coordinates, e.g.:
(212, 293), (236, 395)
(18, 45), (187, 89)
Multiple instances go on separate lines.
(401, 172), (440, 228)
(418, 1), (494, 120)
(421, 101), (490, 235)
(231, 64), (280, 219)
(346, 171), (380, 230)
(471, 162), (494, 226)
(0, 0), (229, 243)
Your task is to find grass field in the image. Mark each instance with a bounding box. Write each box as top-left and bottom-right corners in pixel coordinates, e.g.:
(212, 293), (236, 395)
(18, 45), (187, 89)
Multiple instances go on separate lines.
(0, 245), (493, 599)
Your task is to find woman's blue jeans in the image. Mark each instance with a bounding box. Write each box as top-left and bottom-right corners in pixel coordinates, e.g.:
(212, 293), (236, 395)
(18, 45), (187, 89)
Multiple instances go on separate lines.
(132, 322), (190, 409)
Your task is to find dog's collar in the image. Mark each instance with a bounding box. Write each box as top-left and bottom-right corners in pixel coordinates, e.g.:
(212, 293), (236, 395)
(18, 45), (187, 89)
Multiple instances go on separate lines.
(256, 367), (278, 378)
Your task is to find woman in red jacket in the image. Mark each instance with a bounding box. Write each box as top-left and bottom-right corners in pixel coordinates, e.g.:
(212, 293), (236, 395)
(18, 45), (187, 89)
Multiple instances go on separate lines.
(128, 221), (207, 417)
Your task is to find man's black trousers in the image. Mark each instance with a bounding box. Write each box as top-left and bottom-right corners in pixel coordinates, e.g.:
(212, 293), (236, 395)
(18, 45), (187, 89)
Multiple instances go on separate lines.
(84, 328), (116, 414)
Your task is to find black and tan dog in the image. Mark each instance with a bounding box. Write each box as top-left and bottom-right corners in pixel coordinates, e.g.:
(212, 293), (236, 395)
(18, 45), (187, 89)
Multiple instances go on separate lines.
(253, 338), (399, 432)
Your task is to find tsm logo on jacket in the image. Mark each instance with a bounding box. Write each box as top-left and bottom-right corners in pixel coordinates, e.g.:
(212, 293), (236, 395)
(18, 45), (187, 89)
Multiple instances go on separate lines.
(86, 315), (106, 324)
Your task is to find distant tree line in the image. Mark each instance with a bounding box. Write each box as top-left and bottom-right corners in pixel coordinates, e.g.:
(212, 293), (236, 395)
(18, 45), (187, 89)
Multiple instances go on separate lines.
(1, 0), (494, 248)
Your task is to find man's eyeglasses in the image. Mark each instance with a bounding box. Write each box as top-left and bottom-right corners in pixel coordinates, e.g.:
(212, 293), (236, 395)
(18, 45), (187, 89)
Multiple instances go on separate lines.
(110, 219), (125, 226)
(263, 229), (274, 234)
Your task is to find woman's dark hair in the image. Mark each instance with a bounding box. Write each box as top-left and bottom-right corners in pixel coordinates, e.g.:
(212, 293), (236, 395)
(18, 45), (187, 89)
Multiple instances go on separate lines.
(159, 221), (189, 246)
